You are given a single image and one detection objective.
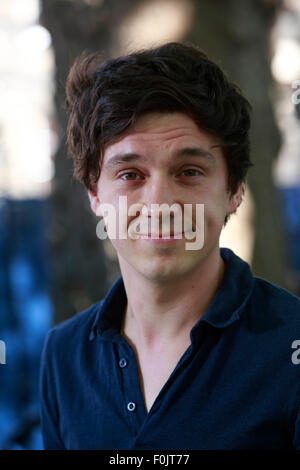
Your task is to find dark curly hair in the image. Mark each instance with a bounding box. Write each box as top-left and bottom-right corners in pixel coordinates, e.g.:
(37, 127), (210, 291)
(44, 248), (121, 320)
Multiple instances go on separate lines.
(65, 41), (253, 225)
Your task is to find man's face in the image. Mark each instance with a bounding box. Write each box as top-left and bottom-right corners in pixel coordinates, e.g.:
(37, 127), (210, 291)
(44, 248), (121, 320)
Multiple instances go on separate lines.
(89, 112), (241, 282)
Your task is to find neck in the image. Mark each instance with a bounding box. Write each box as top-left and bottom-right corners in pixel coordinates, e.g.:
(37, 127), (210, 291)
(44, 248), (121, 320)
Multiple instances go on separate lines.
(119, 246), (226, 351)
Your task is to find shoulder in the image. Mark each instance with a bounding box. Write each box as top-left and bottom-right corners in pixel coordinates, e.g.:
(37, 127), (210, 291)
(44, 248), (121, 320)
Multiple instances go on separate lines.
(252, 277), (300, 314)
(247, 277), (300, 339)
(41, 300), (104, 361)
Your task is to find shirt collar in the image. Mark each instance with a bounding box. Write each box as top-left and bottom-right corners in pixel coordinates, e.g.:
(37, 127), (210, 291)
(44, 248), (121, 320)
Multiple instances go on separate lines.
(89, 247), (255, 342)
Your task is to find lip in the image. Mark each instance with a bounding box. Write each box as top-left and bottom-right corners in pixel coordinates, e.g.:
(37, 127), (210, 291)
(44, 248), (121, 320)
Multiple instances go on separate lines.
(139, 232), (185, 243)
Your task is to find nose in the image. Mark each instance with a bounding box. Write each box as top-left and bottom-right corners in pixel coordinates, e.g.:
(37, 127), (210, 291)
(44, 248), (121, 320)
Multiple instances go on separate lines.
(140, 173), (178, 213)
(139, 173), (183, 233)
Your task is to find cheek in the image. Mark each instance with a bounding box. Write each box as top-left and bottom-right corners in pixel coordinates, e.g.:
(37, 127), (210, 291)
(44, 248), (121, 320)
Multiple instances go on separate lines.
(202, 190), (229, 225)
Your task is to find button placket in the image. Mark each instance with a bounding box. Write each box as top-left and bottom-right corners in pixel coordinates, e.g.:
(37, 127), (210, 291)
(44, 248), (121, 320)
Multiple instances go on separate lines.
(117, 343), (147, 430)
(119, 358), (137, 413)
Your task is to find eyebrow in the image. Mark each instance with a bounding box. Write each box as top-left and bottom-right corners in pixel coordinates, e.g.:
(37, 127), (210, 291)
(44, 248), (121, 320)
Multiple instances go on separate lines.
(104, 146), (216, 170)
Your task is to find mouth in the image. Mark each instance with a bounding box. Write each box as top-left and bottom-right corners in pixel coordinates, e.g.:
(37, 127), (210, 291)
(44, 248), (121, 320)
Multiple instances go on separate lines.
(139, 232), (185, 239)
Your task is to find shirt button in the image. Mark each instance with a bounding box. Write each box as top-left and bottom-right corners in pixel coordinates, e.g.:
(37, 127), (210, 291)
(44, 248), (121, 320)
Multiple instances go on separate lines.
(127, 402), (136, 412)
(119, 358), (127, 368)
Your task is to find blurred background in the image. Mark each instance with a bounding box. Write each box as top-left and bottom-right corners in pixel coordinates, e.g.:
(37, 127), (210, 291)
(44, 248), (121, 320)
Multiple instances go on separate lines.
(0, 0), (299, 449)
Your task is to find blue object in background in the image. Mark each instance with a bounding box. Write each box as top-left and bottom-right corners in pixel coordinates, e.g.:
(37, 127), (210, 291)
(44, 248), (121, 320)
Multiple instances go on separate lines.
(277, 185), (300, 279)
(0, 198), (52, 450)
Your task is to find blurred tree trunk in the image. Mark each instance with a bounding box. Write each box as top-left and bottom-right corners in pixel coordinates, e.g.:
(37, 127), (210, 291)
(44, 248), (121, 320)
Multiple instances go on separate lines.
(39, 0), (129, 324)
(186, 0), (288, 288)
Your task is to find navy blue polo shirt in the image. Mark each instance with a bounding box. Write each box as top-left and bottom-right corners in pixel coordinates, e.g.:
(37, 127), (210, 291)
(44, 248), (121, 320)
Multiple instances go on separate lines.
(39, 247), (300, 450)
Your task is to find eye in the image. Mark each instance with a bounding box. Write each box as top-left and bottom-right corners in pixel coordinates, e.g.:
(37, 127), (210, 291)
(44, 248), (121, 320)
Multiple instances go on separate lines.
(119, 172), (142, 181)
(181, 168), (203, 177)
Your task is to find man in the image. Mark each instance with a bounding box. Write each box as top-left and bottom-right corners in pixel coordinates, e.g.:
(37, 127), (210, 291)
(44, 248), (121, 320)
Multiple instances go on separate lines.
(40, 42), (300, 450)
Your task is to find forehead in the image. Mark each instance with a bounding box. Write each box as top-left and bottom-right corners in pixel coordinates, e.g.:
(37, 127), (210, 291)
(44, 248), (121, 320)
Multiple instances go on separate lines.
(103, 112), (222, 159)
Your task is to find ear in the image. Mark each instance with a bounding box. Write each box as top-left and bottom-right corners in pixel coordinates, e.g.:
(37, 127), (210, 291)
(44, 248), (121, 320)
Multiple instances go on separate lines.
(227, 182), (244, 216)
(88, 189), (102, 216)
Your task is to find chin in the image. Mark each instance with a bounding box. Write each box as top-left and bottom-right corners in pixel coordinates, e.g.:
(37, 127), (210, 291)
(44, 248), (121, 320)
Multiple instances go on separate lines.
(133, 255), (199, 282)
(115, 239), (209, 280)
(140, 269), (182, 283)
